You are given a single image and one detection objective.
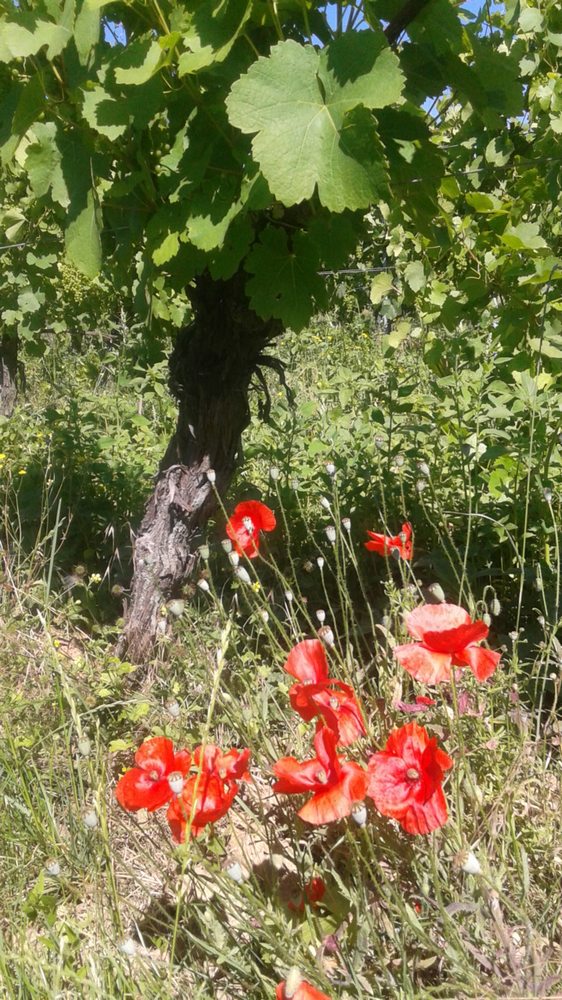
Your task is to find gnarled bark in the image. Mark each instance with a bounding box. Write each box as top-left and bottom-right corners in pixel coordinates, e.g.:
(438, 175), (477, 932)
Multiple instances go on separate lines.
(0, 333), (18, 418)
(117, 272), (281, 663)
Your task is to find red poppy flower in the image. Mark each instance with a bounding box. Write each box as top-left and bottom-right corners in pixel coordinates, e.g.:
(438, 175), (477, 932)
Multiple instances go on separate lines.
(226, 500), (276, 558)
(288, 876), (326, 913)
(167, 772), (239, 841)
(275, 978), (331, 1000)
(194, 744), (251, 783)
(283, 640), (366, 746)
(115, 737), (191, 813)
(364, 521), (412, 560)
(272, 725), (367, 825)
(394, 603), (501, 685)
(166, 743), (251, 841)
(367, 721), (453, 835)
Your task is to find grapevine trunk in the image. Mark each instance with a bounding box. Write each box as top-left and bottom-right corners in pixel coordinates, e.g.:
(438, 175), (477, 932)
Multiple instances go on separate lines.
(117, 273), (280, 663)
(0, 334), (18, 418)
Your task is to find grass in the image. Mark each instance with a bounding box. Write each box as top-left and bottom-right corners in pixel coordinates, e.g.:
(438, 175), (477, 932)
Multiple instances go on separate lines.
(0, 317), (561, 998)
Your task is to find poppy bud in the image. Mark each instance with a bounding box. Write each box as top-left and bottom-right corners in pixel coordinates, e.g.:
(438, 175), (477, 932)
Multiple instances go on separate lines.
(83, 808), (98, 830)
(351, 802), (367, 827)
(198, 544), (210, 560)
(374, 435), (385, 448)
(169, 598), (187, 613)
(206, 469), (216, 484)
(320, 496), (331, 510)
(235, 567), (252, 584)
(316, 609), (326, 624)
(120, 938), (137, 957)
(45, 858), (61, 877)
(325, 525), (336, 543)
(325, 462), (336, 476)
(260, 609), (269, 624)
(221, 539), (233, 553)
(270, 466), (280, 481)
(290, 478), (299, 491)
(165, 698), (181, 719)
(454, 849), (482, 875)
(225, 861), (246, 883)
(417, 461), (430, 478)
(416, 478), (428, 493)
(490, 597), (501, 616)
(196, 580), (209, 595)
(428, 582), (446, 603)
(482, 613), (491, 627)
(318, 625), (335, 647)
(228, 551), (240, 567)
(316, 556), (325, 570)
(544, 488), (553, 503)
(77, 737), (91, 757)
(284, 968), (303, 997)
(341, 517), (351, 532)
(394, 454), (405, 468)
(284, 590), (294, 603)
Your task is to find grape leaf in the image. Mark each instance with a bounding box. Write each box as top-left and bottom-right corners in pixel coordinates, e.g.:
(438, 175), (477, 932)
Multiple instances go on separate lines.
(245, 226), (327, 330)
(65, 190), (102, 277)
(226, 34), (403, 210)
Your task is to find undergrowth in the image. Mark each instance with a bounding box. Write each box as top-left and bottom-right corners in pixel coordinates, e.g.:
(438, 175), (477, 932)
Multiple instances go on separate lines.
(0, 317), (560, 998)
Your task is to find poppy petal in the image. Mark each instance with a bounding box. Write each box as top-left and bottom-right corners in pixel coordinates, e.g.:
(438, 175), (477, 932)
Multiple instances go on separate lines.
(398, 784), (449, 835)
(115, 767), (171, 812)
(135, 736), (175, 775)
(284, 640), (329, 683)
(298, 779), (354, 824)
(367, 754), (414, 814)
(394, 643), (452, 684)
(456, 644), (501, 681)
(272, 757), (323, 793)
(422, 621), (488, 653)
(406, 603), (470, 640)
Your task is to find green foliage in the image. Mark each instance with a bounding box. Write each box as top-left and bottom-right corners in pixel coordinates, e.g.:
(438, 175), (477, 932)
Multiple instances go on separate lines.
(1, 0), (560, 341)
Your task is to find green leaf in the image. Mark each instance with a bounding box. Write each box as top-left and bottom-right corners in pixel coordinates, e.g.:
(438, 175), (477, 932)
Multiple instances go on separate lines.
(25, 123), (69, 208)
(81, 86), (129, 139)
(74, 0), (100, 64)
(152, 231), (180, 266)
(178, 0), (251, 75)
(245, 226), (327, 330)
(114, 37), (164, 86)
(64, 190), (102, 278)
(226, 34), (402, 210)
(370, 271), (393, 304)
(404, 259), (425, 292)
(501, 222), (548, 251)
(0, 18), (72, 61)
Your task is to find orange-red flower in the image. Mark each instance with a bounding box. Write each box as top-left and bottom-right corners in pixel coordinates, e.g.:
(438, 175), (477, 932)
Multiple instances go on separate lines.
(287, 876), (326, 913)
(283, 640), (366, 746)
(166, 743), (250, 841)
(275, 978), (331, 999)
(226, 500), (276, 558)
(115, 737), (191, 813)
(272, 725), (367, 825)
(394, 603), (501, 685)
(364, 521), (412, 560)
(367, 721), (453, 835)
